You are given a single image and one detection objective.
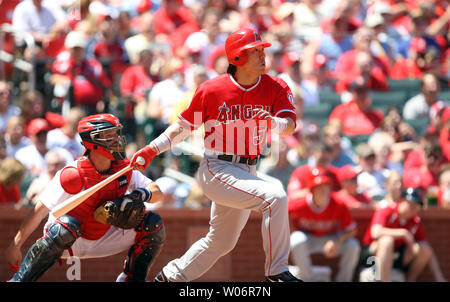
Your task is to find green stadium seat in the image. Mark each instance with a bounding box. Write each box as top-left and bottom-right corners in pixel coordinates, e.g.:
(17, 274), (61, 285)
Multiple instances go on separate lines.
(371, 91), (408, 111)
(303, 103), (333, 119)
(318, 91), (342, 106)
(344, 134), (372, 149)
(387, 78), (421, 97)
(438, 90), (450, 102)
(404, 118), (430, 137)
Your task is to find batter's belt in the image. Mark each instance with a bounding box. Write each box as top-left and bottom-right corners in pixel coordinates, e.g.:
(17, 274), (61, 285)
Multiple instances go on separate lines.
(217, 154), (259, 165)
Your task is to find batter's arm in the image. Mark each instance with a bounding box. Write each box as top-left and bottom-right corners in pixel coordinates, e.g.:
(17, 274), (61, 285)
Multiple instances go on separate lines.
(131, 121), (193, 170)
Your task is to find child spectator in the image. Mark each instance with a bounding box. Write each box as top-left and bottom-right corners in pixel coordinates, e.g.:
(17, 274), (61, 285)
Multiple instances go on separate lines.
(333, 164), (372, 209)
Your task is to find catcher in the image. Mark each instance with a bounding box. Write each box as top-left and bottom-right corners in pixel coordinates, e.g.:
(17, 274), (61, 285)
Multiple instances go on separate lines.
(4, 113), (165, 282)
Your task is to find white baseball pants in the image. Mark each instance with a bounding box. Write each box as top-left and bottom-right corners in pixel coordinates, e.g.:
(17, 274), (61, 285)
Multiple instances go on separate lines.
(162, 156), (291, 281)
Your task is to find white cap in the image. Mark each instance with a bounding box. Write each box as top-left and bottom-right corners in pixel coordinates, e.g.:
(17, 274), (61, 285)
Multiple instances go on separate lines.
(365, 14), (384, 28)
(65, 31), (87, 49)
(155, 177), (178, 195)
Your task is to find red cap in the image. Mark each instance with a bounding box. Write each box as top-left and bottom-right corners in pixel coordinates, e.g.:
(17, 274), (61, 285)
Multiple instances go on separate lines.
(307, 167), (332, 189)
(313, 54), (328, 68)
(282, 51), (301, 68)
(28, 118), (49, 135)
(410, 37), (427, 53)
(337, 165), (361, 183)
(136, 0), (152, 13)
(225, 28), (271, 66)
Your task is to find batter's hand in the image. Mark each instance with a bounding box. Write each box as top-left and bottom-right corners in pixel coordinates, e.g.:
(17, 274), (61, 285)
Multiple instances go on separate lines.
(131, 145), (157, 171)
(252, 108), (272, 128)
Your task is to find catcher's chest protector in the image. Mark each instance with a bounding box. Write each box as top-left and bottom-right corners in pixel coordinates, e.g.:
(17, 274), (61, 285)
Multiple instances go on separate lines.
(67, 158), (133, 240)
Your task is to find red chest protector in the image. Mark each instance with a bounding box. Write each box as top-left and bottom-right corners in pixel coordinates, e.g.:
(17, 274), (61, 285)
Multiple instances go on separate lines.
(61, 157), (133, 240)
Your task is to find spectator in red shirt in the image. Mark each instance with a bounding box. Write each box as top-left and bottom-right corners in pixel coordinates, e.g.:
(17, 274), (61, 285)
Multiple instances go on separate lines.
(360, 188), (445, 282)
(287, 142), (341, 202)
(329, 78), (384, 136)
(334, 26), (390, 79)
(335, 51), (389, 93)
(87, 14), (129, 82)
(439, 107), (450, 162)
(153, 0), (199, 52)
(0, 157), (26, 204)
(333, 164), (373, 209)
(289, 167), (360, 282)
(50, 31), (112, 115)
(437, 164), (450, 209)
(403, 139), (447, 195)
(390, 36), (442, 80)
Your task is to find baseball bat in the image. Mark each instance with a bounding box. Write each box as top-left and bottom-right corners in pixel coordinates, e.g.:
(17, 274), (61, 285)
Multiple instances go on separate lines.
(50, 157), (145, 218)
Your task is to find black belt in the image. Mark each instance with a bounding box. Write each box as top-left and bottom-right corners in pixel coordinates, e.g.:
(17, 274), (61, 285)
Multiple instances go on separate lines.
(217, 154), (259, 165)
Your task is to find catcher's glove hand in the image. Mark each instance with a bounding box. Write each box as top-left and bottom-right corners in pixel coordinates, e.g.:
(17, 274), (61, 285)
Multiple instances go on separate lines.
(94, 189), (151, 229)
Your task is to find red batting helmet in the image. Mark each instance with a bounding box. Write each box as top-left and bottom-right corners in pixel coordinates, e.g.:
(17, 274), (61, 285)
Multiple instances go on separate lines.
(78, 113), (126, 161)
(225, 28), (271, 66)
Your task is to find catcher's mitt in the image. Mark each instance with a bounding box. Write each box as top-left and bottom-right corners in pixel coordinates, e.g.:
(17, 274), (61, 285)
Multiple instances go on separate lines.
(94, 190), (148, 229)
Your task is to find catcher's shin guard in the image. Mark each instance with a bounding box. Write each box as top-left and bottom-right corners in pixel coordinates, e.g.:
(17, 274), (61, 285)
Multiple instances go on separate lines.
(9, 216), (81, 282)
(123, 211), (166, 281)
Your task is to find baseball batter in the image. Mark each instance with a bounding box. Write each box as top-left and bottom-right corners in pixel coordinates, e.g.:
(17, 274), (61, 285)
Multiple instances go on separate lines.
(131, 29), (300, 282)
(5, 114), (166, 282)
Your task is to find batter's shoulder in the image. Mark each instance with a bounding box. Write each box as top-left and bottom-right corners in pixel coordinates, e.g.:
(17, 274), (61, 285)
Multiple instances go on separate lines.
(261, 74), (290, 91)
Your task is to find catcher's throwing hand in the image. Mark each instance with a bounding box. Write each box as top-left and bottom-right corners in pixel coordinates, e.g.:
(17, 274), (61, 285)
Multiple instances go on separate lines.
(94, 189), (151, 229)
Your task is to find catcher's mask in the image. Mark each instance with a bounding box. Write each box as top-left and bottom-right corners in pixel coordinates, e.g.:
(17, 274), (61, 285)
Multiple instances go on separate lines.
(78, 113), (126, 161)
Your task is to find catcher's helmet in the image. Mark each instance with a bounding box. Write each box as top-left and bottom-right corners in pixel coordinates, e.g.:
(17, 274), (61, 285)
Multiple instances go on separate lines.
(225, 28), (271, 66)
(78, 113), (126, 161)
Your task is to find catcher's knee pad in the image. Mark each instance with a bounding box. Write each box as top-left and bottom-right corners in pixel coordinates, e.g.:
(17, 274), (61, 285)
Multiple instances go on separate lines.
(10, 216), (81, 282)
(123, 212), (166, 281)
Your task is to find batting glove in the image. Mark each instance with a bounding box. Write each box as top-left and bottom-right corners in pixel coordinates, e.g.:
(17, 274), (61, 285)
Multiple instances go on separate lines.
(131, 145), (157, 170)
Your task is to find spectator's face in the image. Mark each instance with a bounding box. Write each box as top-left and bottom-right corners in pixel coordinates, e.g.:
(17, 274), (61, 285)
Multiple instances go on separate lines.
(139, 50), (153, 68)
(324, 130), (341, 149)
(360, 154), (376, 172)
(70, 46), (85, 63)
(352, 87), (371, 109)
(6, 119), (24, 143)
(343, 177), (358, 194)
(422, 75), (440, 104)
(214, 56), (229, 75)
(46, 154), (65, 178)
(0, 82), (10, 112)
(387, 173), (403, 198)
(314, 150), (331, 167)
(311, 183), (331, 207)
(400, 200), (421, 219)
(31, 131), (48, 154)
(425, 149), (442, 174)
(440, 171), (450, 190)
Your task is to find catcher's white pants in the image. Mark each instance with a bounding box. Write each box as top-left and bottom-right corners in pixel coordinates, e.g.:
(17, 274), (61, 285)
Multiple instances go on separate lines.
(43, 220), (137, 259)
(162, 156), (291, 281)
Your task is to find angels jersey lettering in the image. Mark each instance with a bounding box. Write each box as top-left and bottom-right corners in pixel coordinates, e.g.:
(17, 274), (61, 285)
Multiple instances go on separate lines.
(178, 74), (296, 157)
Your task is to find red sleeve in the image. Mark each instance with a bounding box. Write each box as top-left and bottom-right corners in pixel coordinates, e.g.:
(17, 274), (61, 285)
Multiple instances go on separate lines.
(178, 85), (205, 129)
(369, 67), (389, 91)
(414, 221), (427, 242)
(119, 67), (135, 97)
(339, 203), (356, 230)
(371, 207), (391, 227)
(287, 166), (307, 199)
(440, 128), (450, 162)
(329, 104), (345, 121)
(272, 79), (297, 123)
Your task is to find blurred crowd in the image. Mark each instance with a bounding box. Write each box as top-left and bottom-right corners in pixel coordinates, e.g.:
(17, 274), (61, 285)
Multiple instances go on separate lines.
(0, 0), (450, 281)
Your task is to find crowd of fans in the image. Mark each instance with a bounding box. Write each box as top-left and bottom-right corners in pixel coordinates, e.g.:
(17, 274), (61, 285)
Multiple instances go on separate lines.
(0, 0), (450, 282)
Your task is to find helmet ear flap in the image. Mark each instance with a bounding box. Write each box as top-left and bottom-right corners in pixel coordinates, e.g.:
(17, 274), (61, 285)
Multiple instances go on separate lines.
(232, 50), (247, 66)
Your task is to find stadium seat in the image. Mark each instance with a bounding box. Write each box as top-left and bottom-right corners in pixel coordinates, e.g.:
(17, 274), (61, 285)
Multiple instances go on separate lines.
(371, 91), (408, 112)
(387, 78), (421, 98)
(303, 103), (333, 120)
(438, 90), (450, 102)
(404, 118), (430, 137)
(318, 91), (342, 107)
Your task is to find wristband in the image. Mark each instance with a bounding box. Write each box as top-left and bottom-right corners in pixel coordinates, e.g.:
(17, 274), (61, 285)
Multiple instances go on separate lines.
(272, 117), (288, 134)
(150, 133), (172, 155)
(134, 188), (152, 202)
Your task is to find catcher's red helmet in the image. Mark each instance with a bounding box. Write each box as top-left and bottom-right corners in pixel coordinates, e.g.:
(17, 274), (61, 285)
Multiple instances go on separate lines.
(78, 113), (126, 161)
(225, 28), (271, 66)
